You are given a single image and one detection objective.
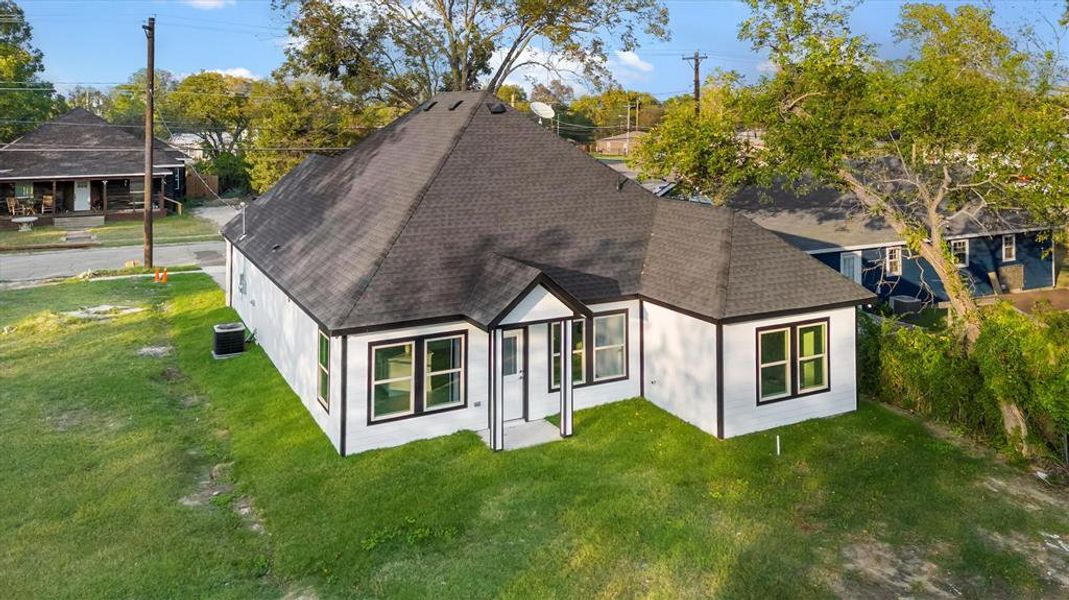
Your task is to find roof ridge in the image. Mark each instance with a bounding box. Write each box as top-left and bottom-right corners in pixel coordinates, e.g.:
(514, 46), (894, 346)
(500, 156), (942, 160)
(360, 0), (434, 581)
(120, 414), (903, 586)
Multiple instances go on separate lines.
(335, 89), (491, 327)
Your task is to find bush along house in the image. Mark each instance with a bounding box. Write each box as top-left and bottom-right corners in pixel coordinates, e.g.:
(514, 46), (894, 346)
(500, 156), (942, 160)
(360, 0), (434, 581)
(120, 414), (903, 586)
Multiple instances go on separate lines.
(0, 108), (187, 228)
(728, 187), (1056, 308)
(221, 91), (874, 455)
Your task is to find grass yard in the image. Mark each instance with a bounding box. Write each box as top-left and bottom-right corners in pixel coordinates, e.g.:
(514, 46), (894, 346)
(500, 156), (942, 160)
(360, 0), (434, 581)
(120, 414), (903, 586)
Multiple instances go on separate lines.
(0, 213), (220, 249)
(2, 276), (1067, 598)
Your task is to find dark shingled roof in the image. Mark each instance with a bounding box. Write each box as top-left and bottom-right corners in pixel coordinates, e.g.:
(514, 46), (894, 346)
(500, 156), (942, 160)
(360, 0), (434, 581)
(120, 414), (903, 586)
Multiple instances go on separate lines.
(0, 108), (186, 181)
(223, 91), (872, 333)
(728, 183), (1042, 252)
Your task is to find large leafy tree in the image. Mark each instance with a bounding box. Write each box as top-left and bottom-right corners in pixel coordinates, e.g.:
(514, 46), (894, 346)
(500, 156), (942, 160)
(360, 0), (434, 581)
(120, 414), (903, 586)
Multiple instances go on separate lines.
(164, 71), (253, 159)
(275, 0), (669, 108)
(0, 0), (62, 141)
(245, 77), (397, 192)
(104, 69), (178, 130)
(570, 88), (663, 137)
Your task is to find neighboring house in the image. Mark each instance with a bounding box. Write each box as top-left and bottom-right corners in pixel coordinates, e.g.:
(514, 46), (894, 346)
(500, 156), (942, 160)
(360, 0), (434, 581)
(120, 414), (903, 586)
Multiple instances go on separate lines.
(594, 131), (647, 156)
(221, 91), (873, 456)
(168, 132), (233, 162)
(0, 108), (187, 226)
(728, 187), (1056, 305)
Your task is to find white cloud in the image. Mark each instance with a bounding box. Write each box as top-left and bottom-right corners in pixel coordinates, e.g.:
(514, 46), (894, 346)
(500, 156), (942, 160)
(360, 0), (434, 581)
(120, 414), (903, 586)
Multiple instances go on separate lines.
(183, 0), (236, 9)
(612, 51), (653, 74)
(487, 46), (594, 94)
(208, 67), (259, 79)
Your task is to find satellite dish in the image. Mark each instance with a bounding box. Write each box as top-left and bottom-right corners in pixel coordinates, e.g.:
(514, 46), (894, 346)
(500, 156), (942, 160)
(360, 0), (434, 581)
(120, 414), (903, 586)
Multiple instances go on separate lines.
(530, 101), (556, 120)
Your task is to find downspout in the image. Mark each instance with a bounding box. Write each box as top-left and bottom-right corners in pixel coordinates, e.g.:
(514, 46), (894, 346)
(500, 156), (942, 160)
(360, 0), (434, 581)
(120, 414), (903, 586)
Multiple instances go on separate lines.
(340, 334), (348, 456)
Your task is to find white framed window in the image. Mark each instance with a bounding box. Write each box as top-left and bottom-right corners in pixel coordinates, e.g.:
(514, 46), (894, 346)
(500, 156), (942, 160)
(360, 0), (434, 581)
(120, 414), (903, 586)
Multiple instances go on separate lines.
(1002, 234), (1016, 262)
(550, 319), (586, 389)
(317, 330), (330, 410)
(14, 183), (32, 198)
(796, 322), (828, 393)
(593, 312), (627, 381)
(950, 239), (969, 267)
(424, 335), (464, 411)
(757, 319), (830, 403)
(370, 341), (415, 421)
(885, 247), (903, 276)
(758, 327), (791, 401)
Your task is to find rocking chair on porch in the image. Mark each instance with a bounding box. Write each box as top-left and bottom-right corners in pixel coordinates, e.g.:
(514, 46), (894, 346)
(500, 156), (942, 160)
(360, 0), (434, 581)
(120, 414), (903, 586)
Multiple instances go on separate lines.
(5, 197), (27, 216)
(40, 194), (55, 215)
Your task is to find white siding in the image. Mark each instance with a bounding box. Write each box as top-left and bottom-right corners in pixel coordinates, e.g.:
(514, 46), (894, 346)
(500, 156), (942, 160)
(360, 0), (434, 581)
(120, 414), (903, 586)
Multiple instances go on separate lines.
(721, 307), (857, 437)
(527, 299), (642, 418)
(344, 322), (489, 454)
(498, 284), (573, 325)
(642, 302), (718, 436)
(230, 249), (341, 450)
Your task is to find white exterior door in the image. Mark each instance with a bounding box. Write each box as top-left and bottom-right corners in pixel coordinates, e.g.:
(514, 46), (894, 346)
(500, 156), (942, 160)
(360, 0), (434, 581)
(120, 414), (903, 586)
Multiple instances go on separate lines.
(74, 180), (91, 211)
(501, 329), (524, 421)
(840, 251), (862, 284)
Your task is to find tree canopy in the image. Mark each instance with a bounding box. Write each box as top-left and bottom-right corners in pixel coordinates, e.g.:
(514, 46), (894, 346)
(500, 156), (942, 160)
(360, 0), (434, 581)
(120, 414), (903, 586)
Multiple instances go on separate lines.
(275, 0), (670, 108)
(0, 0), (63, 142)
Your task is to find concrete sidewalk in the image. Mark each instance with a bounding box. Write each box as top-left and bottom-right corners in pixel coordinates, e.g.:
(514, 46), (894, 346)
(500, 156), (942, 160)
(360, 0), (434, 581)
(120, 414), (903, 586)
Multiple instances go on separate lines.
(0, 241), (226, 282)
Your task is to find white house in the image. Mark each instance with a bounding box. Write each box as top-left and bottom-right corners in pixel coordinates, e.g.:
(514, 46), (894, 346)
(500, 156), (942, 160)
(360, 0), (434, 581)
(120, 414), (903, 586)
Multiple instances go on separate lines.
(221, 91), (873, 455)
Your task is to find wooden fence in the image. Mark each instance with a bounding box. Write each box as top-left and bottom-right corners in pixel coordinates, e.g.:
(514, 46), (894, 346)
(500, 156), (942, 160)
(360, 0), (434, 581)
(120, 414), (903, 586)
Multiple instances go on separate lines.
(186, 173), (219, 199)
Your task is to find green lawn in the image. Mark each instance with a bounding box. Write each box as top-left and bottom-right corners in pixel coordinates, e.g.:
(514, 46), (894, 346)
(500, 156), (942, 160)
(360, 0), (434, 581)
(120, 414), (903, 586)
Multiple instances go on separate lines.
(0, 213), (220, 249)
(2, 276), (1067, 598)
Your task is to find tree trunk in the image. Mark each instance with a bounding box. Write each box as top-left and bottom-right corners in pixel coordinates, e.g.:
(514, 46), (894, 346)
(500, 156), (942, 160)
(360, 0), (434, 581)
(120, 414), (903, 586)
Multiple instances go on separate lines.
(838, 170), (1028, 452)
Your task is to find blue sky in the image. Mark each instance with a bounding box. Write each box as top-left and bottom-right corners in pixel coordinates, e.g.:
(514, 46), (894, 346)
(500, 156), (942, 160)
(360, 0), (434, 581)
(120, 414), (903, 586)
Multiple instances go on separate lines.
(17, 0), (1069, 101)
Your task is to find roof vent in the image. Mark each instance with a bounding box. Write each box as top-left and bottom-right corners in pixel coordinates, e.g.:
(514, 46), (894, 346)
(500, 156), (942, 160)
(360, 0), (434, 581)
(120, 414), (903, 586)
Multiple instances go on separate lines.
(449, 100), (463, 111)
(487, 102), (507, 114)
(423, 101), (438, 111)
(271, 243), (281, 252)
(617, 177), (627, 191)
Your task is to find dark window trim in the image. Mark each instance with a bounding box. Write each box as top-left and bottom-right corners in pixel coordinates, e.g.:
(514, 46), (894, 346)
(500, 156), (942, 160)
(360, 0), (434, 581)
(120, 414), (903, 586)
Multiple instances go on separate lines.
(317, 329), (330, 412)
(366, 329), (469, 425)
(548, 318), (588, 391)
(547, 308), (630, 393)
(755, 317), (831, 406)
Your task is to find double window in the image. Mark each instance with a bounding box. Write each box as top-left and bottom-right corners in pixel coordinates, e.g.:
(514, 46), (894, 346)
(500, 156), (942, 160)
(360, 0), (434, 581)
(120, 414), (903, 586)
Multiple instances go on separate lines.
(369, 332), (466, 423)
(14, 183), (32, 199)
(1002, 234), (1016, 262)
(757, 319), (829, 403)
(950, 239), (969, 267)
(317, 330), (330, 410)
(885, 247), (903, 276)
(549, 310), (627, 390)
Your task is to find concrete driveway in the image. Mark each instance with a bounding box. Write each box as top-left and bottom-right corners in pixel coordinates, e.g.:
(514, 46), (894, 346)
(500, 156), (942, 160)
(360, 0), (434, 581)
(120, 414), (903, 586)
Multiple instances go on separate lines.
(0, 241), (226, 283)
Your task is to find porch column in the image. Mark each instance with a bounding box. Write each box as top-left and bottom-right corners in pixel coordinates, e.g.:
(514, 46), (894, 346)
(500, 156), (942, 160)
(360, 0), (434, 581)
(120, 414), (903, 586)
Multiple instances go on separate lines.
(559, 318), (574, 438)
(102, 180), (108, 215)
(490, 328), (505, 451)
(51, 180), (56, 212)
(157, 177), (164, 211)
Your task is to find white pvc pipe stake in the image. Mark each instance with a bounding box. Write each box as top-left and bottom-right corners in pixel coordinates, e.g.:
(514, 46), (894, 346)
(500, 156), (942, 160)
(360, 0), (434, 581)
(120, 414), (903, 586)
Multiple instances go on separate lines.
(776, 435), (781, 456)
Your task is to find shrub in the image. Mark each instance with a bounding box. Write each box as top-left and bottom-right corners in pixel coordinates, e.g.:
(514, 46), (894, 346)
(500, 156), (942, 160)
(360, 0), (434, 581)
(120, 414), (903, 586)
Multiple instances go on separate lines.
(859, 305), (1069, 458)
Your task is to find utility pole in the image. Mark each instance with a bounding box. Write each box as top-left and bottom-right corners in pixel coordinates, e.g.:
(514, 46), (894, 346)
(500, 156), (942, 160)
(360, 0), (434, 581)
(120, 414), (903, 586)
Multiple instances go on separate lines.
(142, 16), (155, 268)
(682, 50), (708, 116)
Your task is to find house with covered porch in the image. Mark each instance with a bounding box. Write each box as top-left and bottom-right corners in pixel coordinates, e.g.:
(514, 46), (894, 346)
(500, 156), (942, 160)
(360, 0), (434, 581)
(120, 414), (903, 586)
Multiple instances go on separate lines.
(222, 91), (873, 455)
(1, 108), (187, 228)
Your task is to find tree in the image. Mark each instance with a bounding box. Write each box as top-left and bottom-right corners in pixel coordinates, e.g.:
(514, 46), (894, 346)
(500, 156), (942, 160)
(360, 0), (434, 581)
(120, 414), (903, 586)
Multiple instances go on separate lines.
(275, 0), (669, 108)
(570, 88), (662, 137)
(164, 71), (253, 159)
(631, 75), (754, 201)
(104, 69), (178, 129)
(531, 79), (575, 105)
(496, 83), (529, 112)
(64, 85), (110, 115)
(0, 0), (63, 141)
(245, 77), (396, 192)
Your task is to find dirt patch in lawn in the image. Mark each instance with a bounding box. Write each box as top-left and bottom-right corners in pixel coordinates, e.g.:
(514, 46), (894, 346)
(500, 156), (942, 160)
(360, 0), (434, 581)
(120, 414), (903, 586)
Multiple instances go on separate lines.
(179, 462), (234, 507)
(980, 476), (1064, 512)
(829, 538), (960, 598)
(137, 345), (172, 358)
(47, 407), (125, 433)
(984, 529), (1069, 590)
(63, 305), (145, 320)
